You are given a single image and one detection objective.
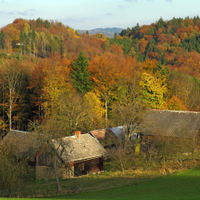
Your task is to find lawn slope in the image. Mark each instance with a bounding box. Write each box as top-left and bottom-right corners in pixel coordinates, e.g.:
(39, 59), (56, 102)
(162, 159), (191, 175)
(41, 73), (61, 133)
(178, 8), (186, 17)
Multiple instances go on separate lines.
(59, 167), (200, 200)
(1, 167), (200, 200)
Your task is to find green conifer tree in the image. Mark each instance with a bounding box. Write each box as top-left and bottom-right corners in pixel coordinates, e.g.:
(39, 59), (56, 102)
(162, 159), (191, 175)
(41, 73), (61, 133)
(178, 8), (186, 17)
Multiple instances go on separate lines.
(71, 51), (93, 94)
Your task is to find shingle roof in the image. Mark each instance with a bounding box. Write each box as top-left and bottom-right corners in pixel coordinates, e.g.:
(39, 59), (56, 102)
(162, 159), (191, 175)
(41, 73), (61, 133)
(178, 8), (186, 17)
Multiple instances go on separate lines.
(138, 109), (200, 139)
(52, 133), (109, 163)
(3, 131), (108, 163)
(2, 130), (45, 159)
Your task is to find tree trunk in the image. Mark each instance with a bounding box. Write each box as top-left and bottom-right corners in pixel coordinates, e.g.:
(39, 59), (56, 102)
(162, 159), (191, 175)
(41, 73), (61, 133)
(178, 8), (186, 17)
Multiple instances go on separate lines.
(9, 88), (12, 131)
(121, 163), (125, 177)
(105, 97), (108, 128)
(53, 153), (62, 194)
(34, 42), (35, 57)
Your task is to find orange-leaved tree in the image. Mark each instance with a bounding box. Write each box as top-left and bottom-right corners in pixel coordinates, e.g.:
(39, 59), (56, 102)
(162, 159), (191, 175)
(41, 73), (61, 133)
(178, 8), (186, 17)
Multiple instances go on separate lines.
(89, 53), (121, 127)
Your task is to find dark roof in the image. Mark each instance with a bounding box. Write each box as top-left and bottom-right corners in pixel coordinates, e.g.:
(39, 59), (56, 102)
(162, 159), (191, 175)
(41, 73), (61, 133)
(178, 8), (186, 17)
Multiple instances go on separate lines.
(138, 109), (200, 139)
(2, 130), (45, 159)
(52, 133), (108, 163)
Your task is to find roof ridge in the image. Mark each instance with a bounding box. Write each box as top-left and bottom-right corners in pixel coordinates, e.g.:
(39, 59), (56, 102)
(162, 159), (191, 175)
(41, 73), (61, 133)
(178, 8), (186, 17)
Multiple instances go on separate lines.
(151, 109), (200, 114)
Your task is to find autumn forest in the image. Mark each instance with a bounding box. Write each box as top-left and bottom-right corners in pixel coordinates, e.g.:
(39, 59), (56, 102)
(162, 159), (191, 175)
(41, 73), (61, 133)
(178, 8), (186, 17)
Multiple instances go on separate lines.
(0, 16), (200, 137)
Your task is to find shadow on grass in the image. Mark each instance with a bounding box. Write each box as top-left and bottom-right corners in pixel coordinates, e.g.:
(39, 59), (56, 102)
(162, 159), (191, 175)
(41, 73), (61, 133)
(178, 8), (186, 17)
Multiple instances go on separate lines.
(2, 167), (200, 199)
(55, 168), (200, 200)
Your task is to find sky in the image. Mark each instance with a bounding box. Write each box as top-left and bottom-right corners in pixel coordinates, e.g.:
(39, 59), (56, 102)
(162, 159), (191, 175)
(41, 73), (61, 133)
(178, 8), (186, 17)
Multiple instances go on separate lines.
(0, 0), (200, 30)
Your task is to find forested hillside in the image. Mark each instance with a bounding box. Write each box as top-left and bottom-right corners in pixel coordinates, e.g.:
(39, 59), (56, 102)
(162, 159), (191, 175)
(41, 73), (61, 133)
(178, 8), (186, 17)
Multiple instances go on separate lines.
(0, 17), (200, 136)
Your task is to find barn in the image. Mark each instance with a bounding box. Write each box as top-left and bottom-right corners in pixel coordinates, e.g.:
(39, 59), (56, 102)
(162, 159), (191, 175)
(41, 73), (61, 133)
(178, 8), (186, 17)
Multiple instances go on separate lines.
(138, 109), (200, 141)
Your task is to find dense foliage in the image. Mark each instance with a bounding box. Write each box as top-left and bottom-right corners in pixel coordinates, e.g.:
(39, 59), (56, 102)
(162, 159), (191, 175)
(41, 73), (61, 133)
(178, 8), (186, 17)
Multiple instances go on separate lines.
(0, 17), (200, 136)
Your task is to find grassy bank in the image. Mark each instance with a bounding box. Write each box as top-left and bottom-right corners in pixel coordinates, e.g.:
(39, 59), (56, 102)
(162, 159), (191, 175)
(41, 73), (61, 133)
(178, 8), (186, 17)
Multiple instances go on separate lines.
(1, 167), (200, 200)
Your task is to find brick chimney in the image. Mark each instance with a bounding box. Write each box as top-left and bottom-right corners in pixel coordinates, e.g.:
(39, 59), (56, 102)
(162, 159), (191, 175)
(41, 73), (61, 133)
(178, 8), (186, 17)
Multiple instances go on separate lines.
(75, 131), (81, 140)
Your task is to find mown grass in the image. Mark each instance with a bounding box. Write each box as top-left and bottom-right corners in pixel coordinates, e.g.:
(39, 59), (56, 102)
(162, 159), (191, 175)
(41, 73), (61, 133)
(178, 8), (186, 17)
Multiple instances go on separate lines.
(1, 167), (200, 200)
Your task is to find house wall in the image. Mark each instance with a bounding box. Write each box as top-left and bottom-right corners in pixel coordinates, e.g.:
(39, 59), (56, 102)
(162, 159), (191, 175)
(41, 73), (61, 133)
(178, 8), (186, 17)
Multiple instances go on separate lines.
(36, 165), (74, 179)
(36, 157), (104, 179)
(140, 134), (200, 154)
(36, 146), (63, 167)
(74, 157), (103, 177)
(35, 147), (75, 179)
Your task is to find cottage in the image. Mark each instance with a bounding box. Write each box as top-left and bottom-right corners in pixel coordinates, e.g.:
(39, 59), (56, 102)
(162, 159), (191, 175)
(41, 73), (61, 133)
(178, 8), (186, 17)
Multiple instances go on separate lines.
(2, 130), (108, 179)
(46, 131), (109, 178)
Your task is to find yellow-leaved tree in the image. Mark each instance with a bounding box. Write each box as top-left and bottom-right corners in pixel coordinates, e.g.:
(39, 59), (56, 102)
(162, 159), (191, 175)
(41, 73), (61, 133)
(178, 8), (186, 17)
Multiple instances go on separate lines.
(41, 59), (71, 117)
(139, 59), (168, 109)
(139, 72), (167, 109)
(83, 92), (105, 130)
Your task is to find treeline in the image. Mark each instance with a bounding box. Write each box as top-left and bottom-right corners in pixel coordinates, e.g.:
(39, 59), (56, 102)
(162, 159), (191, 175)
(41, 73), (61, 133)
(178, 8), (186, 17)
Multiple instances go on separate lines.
(114, 16), (200, 78)
(0, 18), (105, 59)
(0, 17), (200, 136)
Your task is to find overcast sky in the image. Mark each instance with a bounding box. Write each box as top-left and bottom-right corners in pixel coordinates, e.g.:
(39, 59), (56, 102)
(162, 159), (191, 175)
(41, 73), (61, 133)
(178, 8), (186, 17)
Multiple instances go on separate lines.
(0, 0), (200, 30)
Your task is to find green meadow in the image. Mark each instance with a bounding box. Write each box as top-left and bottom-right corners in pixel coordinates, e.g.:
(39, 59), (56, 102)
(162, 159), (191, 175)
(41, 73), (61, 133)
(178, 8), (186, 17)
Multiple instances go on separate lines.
(1, 167), (200, 200)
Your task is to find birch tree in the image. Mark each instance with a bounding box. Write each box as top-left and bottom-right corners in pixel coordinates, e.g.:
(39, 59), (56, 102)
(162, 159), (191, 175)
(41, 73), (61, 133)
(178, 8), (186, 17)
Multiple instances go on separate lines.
(0, 60), (25, 131)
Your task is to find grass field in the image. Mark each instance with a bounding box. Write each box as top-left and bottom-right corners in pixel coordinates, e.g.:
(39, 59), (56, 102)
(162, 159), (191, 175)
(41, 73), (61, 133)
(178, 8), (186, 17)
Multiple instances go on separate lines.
(1, 167), (200, 200)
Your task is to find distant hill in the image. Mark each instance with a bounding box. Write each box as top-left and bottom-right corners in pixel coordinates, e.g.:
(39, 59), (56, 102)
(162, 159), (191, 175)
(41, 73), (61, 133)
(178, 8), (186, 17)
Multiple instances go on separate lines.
(77, 27), (123, 38)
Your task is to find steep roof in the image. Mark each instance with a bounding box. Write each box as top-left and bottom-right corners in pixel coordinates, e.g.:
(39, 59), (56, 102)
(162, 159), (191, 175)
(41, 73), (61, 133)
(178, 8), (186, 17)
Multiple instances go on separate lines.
(89, 128), (117, 141)
(52, 133), (108, 163)
(139, 109), (200, 139)
(110, 126), (124, 140)
(2, 130), (45, 159)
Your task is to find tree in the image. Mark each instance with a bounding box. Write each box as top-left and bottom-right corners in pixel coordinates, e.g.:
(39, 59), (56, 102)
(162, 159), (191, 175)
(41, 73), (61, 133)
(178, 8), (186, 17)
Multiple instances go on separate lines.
(19, 31), (24, 55)
(166, 95), (187, 110)
(83, 91), (105, 131)
(89, 53), (121, 127)
(0, 31), (5, 49)
(112, 78), (147, 141)
(139, 72), (167, 109)
(140, 137), (157, 176)
(0, 60), (26, 131)
(71, 51), (93, 94)
(41, 60), (71, 118)
(109, 139), (135, 176)
(0, 139), (33, 197)
(29, 117), (67, 194)
(58, 90), (87, 135)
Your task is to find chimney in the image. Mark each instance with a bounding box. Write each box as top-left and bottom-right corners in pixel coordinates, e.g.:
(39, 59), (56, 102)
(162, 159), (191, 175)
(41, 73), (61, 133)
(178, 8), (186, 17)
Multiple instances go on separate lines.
(75, 131), (81, 140)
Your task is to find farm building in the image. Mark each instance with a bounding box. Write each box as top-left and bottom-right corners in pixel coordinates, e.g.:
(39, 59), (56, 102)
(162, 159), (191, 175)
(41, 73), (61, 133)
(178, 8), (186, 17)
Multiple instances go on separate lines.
(1, 130), (44, 166)
(2, 130), (108, 179)
(89, 128), (118, 147)
(138, 109), (200, 141)
(44, 131), (109, 179)
(89, 128), (116, 142)
(89, 126), (138, 145)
